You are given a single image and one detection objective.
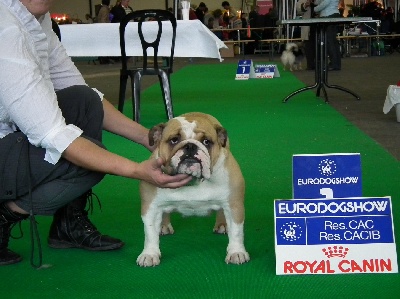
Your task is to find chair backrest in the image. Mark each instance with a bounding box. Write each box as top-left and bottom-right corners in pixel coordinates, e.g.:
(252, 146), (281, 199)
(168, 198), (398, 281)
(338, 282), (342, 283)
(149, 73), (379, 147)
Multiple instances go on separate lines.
(119, 9), (177, 73)
(51, 19), (61, 41)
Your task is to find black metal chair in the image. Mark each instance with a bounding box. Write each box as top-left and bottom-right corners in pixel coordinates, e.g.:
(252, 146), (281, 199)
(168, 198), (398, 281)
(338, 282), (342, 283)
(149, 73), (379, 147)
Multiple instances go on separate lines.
(51, 19), (61, 41)
(118, 9), (177, 123)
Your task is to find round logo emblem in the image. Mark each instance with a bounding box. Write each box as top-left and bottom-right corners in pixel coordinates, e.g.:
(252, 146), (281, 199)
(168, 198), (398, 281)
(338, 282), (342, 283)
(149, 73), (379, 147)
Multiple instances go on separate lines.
(318, 158), (337, 176)
(279, 221), (303, 242)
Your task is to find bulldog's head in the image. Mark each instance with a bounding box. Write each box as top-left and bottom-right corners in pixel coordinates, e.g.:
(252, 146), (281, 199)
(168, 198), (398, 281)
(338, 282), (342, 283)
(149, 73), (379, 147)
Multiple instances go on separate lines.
(149, 112), (229, 180)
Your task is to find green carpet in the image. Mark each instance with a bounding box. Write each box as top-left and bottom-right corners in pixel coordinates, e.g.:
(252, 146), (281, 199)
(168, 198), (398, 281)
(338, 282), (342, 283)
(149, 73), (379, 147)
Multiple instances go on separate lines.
(2, 63), (400, 298)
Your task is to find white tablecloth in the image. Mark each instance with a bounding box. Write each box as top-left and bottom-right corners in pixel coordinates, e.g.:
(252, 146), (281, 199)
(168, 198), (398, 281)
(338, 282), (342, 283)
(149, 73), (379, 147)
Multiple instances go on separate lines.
(383, 85), (400, 122)
(383, 85), (400, 114)
(59, 20), (226, 61)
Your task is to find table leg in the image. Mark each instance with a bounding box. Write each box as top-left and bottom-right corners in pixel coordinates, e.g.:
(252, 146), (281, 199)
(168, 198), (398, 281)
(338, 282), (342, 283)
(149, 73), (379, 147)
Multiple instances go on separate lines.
(317, 25), (328, 101)
(283, 23), (361, 103)
(322, 24), (360, 101)
(283, 24), (322, 103)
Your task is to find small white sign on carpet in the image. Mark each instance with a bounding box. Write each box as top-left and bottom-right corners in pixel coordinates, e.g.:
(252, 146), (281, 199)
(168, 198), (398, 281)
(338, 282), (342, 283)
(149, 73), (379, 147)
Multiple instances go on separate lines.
(235, 60), (280, 80)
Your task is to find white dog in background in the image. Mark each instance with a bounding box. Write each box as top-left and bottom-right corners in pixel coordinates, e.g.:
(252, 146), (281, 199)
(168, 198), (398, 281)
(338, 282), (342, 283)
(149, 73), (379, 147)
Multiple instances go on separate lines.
(281, 42), (305, 71)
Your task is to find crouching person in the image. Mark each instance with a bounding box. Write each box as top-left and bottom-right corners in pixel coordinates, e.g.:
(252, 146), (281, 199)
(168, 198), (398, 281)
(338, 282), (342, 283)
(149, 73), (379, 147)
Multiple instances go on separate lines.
(0, 0), (191, 266)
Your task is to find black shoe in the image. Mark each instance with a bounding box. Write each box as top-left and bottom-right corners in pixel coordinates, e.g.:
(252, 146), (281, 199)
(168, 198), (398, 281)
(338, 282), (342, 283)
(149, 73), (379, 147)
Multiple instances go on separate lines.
(0, 248), (22, 266)
(0, 203), (28, 266)
(48, 192), (124, 251)
(328, 67), (341, 71)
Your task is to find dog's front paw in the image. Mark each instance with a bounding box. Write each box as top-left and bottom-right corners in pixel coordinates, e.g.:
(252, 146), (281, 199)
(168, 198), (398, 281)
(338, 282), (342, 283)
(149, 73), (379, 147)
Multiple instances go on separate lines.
(225, 250), (250, 265)
(137, 250), (161, 267)
(160, 223), (174, 235)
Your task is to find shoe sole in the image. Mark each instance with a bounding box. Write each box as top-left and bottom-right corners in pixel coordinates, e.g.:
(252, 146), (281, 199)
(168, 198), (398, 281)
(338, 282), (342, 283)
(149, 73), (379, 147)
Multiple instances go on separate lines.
(0, 256), (22, 266)
(48, 239), (125, 251)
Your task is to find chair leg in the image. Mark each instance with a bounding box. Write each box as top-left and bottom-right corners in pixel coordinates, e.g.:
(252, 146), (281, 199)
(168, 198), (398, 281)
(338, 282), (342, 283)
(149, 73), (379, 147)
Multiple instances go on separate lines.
(158, 71), (174, 120)
(133, 72), (142, 123)
(118, 73), (129, 113)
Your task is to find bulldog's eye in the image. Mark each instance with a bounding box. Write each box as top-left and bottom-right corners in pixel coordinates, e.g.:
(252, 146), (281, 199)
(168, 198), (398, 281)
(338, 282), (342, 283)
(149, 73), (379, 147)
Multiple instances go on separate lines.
(202, 138), (212, 147)
(170, 137), (180, 145)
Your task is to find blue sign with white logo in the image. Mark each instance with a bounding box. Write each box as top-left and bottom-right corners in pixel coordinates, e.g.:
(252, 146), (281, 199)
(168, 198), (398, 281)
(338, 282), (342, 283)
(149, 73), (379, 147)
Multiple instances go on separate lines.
(293, 153), (362, 199)
(235, 60), (252, 80)
(275, 197), (394, 246)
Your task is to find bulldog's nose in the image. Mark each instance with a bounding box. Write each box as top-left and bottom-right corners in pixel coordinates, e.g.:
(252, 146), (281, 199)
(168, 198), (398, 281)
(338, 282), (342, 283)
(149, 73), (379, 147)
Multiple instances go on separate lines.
(184, 143), (197, 156)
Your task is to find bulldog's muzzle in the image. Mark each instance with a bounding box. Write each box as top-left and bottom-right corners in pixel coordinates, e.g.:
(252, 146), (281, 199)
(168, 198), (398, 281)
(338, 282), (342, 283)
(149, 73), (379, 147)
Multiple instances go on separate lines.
(168, 140), (211, 179)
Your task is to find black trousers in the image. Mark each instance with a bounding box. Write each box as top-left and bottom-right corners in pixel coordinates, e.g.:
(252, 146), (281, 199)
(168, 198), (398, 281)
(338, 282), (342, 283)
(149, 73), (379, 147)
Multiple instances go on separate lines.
(304, 23), (316, 70)
(0, 85), (105, 215)
(324, 13), (342, 70)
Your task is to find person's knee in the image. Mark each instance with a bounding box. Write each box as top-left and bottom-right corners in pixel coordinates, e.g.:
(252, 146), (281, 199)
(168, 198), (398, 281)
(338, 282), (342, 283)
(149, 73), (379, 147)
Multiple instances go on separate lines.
(56, 85), (104, 139)
(56, 85), (103, 117)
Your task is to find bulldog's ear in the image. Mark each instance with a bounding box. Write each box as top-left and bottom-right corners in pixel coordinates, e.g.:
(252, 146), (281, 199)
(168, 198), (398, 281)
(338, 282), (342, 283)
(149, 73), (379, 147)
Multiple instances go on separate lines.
(215, 126), (228, 147)
(149, 123), (166, 146)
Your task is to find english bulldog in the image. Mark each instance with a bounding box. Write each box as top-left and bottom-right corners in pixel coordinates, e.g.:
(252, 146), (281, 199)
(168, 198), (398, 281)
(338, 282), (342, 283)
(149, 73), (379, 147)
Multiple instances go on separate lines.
(137, 112), (250, 267)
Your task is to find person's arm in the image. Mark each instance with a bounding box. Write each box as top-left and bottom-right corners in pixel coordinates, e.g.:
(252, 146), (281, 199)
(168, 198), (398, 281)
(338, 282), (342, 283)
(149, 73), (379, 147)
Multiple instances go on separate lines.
(55, 90), (191, 188)
(100, 99), (195, 188)
(62, 136), (192, 188)
(102, 99), (152, 150)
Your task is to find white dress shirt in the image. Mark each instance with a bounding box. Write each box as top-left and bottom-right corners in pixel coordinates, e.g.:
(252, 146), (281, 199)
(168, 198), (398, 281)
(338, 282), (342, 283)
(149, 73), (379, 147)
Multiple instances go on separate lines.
(0, 0), (103, 164)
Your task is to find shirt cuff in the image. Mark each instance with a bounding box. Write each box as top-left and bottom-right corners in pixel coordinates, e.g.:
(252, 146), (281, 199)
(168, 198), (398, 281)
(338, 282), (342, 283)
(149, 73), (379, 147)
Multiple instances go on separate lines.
(92, 88), (104, 101)
(43, 124), (83, 164)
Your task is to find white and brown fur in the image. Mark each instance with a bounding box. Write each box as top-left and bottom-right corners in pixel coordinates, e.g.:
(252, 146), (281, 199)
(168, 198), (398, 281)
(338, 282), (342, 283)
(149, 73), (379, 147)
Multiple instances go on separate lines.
(281, 42), (305, 71)
(137, 112), (249, 267)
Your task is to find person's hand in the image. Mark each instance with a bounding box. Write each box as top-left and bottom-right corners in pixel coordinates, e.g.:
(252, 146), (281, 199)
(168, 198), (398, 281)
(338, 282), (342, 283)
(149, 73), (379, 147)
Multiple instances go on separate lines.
(136, 157), (192, 188)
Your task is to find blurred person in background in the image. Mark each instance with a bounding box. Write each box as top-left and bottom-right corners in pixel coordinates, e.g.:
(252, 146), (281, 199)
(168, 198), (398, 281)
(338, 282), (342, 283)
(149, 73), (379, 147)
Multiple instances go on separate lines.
(85, 13), (94, 23)
(296, 0), (316, 70)
(195, 2), (207, 23)
(97, 0), (111, 23)
(111, 0), (133, 23)
(207, 9), (224, 40)
(314, 0), (342, 71)
(221, 1), (237, 24)
(97, 0), (112, 64)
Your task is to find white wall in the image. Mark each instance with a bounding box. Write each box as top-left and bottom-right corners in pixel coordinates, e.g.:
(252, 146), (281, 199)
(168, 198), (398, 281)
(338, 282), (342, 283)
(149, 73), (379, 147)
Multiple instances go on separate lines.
(51, 0), (249, 22)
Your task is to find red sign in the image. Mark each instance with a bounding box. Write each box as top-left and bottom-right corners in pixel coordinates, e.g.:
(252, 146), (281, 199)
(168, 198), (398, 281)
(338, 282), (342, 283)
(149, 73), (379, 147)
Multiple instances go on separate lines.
(283, 247), (394, 274)
(257, 0), (273, 15)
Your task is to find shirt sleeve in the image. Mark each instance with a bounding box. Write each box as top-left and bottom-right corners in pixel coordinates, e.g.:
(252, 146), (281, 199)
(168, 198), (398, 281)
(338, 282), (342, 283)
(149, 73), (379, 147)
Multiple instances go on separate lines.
(0, 24), (82, 165)
(44, 17), (87, 91)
